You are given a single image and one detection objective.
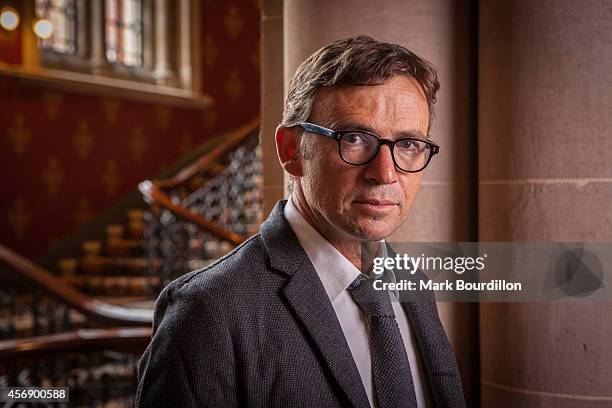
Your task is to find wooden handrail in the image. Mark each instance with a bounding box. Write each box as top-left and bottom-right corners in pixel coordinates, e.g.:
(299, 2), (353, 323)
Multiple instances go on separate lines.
(154, 117), (260, 190)
(0, 244), (153, 326)
(138, 181), (244, 245)
(0, 327), (152, 362)
(139, 117), (260, 244)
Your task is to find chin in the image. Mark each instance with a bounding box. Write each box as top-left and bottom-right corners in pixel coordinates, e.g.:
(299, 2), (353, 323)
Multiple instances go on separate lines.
(350, 224), (396, 242)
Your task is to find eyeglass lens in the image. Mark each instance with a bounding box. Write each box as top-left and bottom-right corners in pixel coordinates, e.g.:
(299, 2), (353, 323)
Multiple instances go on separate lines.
(339, 132), (431, 172)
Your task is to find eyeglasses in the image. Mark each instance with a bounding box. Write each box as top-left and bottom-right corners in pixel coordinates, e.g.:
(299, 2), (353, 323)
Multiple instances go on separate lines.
(298, 122), (439, 173)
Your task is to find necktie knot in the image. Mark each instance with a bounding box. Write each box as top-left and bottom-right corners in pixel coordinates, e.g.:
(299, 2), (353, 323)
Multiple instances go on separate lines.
(347, 275), (396, 319)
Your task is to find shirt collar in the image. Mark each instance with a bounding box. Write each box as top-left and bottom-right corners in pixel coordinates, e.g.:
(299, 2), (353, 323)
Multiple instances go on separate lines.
(284, 196), (389, 303)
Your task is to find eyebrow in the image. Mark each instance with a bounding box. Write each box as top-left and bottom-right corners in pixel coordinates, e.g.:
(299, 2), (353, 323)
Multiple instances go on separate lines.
(330, 120), (429, 140)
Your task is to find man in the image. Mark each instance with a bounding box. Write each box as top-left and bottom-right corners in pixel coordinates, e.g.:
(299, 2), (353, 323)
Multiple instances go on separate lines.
(136, 35), (465, 408)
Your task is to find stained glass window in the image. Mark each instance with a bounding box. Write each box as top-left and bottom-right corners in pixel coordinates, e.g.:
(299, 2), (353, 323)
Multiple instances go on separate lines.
(105, 0), (143, 67)
(35, 0), (77, 54)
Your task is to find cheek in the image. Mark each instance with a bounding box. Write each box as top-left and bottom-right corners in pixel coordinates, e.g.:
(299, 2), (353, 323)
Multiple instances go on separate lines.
(399, 175), (423, 207)
(301, 154), (337, 202)
(304, 156), (357, 209)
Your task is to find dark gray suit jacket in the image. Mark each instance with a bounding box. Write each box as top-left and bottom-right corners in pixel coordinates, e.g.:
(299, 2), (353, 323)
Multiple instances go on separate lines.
(135, 200), (466, 407)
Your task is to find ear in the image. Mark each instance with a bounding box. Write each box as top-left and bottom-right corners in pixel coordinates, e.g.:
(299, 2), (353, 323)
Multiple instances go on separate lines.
(275, 125), (303, 177)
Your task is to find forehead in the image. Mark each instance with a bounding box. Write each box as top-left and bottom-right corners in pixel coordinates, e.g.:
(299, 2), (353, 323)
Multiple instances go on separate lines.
(311, 76), (430, 134)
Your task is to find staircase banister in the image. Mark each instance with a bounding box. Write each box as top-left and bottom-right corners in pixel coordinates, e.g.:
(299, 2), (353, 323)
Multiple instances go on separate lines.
(0, 327), (152, 362)
(152, 116), (260, 190)
(0, 244), (153, 326)
(138, 181), (245, 245)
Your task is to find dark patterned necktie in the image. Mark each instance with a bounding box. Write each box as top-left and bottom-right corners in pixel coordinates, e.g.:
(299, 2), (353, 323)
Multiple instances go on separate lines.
(347, 275), (418, 408)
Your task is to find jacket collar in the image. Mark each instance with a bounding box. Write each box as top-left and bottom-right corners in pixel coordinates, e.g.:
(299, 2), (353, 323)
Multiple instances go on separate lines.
(260, 200), (309, 276)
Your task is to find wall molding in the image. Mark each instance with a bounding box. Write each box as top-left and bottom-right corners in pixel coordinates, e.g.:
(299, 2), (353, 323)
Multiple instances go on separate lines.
(0, 62), (213, 109)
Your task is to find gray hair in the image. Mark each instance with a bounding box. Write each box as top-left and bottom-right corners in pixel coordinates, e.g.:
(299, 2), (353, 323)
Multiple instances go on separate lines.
(281, 35), (440, 131)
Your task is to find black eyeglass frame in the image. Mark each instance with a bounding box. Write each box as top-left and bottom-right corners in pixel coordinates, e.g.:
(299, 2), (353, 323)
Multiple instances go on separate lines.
(297, 122), (440, 173)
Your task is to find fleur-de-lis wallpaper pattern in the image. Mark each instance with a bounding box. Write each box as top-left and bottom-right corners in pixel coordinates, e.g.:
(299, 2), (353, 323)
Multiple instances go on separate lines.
(0, 0), (260, 258)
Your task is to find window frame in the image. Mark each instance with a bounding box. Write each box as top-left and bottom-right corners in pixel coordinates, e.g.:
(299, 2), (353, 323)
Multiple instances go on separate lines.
(37, 0), (90, 71)
(29, 0), (199, 92)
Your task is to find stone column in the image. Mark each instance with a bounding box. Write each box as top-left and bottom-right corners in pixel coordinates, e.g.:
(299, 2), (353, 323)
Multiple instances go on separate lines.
(283, 0), (479, 404)
(260, 0), (285, 216)
(479, 1), (612, 406)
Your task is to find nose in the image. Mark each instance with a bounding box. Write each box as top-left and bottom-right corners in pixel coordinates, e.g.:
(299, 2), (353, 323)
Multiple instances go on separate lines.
(363, 144), (398, 185)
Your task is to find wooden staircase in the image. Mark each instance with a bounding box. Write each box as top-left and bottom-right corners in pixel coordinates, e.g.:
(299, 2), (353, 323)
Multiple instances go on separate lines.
(57, 210), (155, 298)
(1, 118), (261, 407)
(54, 118), (261, 299)
(0, 243), (152, 407)
(55, 208), (248, 297)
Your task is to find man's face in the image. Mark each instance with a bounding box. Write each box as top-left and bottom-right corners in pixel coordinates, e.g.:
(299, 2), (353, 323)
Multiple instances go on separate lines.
(298, 75), (430, 242)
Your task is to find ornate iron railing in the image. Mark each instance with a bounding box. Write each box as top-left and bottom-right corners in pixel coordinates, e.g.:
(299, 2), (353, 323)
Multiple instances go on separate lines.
(0, 244), (153, 407)
(0, 328), (150, 407)
(139, 118), (262, 293)
(0, 245), (152, 341)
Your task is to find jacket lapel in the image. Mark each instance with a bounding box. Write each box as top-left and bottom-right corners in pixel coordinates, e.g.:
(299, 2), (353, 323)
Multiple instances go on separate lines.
(261, 201), (371, 408)
(284, 266), (372, 408)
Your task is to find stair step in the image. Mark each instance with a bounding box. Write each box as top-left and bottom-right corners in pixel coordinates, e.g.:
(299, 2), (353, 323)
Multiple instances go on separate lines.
(79, 255), (159, 275)
(127, 208), (145, 221)
(105, 237), (145, 256)
(127, 221), (145, 239)
(82, 240), (103, 255)
(58, 258), (78, 276)
(106, 224), (125, 238)
(93, 295), (153, 306)
(78, 255), (218, 275)
(65, 275), (160, 296)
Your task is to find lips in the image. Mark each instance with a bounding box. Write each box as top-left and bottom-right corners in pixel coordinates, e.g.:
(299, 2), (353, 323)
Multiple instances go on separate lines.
(353, 198), (398, 206)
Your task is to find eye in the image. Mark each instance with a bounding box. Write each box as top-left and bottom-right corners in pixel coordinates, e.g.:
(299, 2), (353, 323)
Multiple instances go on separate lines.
(396, 139), (426, 153)
(342, 132), (371, 145)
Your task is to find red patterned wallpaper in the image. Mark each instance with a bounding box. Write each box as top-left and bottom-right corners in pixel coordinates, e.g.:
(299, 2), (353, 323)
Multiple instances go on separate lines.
(0, 1), (260, 258)
(0, 23), (21, 64)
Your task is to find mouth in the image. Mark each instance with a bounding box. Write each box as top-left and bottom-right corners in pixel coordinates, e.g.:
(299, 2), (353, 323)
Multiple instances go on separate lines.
(352, 198), (399, 214)
(353, 198), (398, 206)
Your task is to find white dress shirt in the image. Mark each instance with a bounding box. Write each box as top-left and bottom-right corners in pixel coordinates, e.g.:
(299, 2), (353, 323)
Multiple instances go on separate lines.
(284, 197), (431, 408)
